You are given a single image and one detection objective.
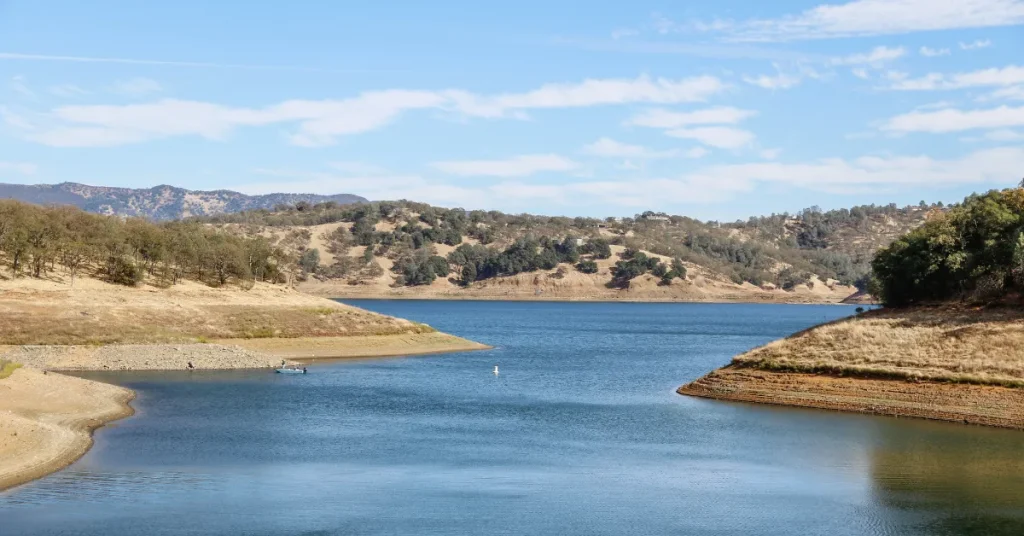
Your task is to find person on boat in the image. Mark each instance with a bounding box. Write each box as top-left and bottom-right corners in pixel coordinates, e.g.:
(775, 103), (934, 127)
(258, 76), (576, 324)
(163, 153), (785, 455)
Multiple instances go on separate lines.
(302, 367), (307, 374)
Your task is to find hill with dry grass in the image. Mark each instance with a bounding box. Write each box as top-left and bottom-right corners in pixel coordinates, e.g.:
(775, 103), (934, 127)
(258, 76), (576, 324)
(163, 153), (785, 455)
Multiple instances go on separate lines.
(202, 200), (938, 303)
(680, 188), (1024, 430)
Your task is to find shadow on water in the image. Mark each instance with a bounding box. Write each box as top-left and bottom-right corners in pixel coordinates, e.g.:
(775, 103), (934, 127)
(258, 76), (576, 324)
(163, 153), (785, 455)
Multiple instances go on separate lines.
(869, 421), (1024, 535)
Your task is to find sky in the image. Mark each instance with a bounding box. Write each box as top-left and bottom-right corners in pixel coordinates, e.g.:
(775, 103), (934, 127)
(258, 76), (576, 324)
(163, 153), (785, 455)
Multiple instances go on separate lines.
(1, 0), (1023, 221)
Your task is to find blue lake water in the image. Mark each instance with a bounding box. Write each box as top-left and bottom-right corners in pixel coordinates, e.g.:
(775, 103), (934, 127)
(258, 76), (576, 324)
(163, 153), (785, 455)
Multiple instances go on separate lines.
(3, 301), (1024, 535)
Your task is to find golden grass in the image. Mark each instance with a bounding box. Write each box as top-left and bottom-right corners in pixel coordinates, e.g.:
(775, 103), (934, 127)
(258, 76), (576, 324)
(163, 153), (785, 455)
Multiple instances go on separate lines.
(734, 306), (1024, 387)
(0, 360), (22, 379)
(0, 278), (437, 345)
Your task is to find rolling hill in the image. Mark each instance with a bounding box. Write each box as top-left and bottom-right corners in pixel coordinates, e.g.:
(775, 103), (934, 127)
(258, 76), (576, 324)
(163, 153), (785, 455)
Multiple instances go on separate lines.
(198, 199), (943, 303)
(0, 182), (366, 220)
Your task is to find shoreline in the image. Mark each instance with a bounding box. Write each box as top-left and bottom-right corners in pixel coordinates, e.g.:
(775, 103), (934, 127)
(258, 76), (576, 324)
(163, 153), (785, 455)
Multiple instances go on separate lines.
(2, 333), (492, 371)
(678, 366), (1024, 430)
(0, 368), (136, 492)
(321, 293), (873, 306)
(0, 333), (490, 491)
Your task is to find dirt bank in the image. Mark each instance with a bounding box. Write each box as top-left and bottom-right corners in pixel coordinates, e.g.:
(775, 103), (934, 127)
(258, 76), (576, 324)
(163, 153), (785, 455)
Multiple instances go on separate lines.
(0, 367), (134, 491)
(678, 366), (1024, 430)
(2, 333), (490, 371)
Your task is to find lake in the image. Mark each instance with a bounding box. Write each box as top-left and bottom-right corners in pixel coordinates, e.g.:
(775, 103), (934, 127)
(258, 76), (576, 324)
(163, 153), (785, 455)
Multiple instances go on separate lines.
(3, 301), (1024, 535)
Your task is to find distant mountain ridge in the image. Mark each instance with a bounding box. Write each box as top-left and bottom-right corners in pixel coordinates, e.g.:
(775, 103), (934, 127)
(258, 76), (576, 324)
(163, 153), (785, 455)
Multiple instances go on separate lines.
(0, 182), (367, 220)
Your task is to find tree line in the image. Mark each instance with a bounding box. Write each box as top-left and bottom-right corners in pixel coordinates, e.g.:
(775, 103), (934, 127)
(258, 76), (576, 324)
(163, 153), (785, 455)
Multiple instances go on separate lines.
(872, 188), (1024, 307)
(0, 200), (285, 287)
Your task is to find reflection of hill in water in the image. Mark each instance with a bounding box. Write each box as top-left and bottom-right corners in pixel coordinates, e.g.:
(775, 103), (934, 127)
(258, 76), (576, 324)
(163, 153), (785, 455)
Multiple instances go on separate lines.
(870, 423), (1024, 535)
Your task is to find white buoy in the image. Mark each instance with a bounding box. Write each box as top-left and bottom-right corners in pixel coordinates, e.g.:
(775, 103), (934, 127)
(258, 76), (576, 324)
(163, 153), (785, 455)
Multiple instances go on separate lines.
(493, 365), (499, 375)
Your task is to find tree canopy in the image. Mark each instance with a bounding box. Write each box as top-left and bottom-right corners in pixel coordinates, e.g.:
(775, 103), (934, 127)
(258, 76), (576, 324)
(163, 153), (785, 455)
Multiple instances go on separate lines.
(872, 188), (1024, 306)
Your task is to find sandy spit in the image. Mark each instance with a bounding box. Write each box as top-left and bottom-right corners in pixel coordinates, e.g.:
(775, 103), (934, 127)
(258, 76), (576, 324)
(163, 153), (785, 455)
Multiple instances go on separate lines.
(0, 367), (135, 491)
(678, 366), (1024, 430)
(1, 333), (491, 371)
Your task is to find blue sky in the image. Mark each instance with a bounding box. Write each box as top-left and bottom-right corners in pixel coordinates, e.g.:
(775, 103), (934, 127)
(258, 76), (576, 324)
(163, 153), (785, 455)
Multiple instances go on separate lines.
(1, 0), (1023, 220)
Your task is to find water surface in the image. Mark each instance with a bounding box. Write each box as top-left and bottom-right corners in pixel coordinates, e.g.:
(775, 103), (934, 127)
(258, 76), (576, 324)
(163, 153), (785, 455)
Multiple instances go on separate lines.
(3, 301), (1024, 535)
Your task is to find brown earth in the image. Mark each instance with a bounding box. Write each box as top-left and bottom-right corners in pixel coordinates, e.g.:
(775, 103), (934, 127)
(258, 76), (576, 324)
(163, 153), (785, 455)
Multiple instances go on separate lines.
(679, 366), (1024, 430)
(678, 305), (1024, 430)
(0, 367), (134, 491)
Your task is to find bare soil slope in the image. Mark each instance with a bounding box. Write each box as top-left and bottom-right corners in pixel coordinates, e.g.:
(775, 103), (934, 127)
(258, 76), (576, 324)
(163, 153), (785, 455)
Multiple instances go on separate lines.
(678, 306), (1024, 429)
(0, 367), (134, 490)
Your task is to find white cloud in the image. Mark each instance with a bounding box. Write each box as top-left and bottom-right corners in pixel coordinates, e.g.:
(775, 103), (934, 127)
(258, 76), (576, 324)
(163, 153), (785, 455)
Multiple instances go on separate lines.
(0, 51), (359, 74)
(830, 46), (906, 65)
(627, 107), (757, 128)
(10, 75), (34, 98)
(684, 147), (710, 158)
(328, 161), (389, 175)
(760, 148), (782, 159)
(611, 28), (638, 40)
(881, 105), (1024, 133)
(889, 65), (1024, 90)
(49, 84), (89, 97)
(0, 106), (35, 130)
(430, 154), (579, 177)
(699, 0), (1024, 41)
(919, 46), (951, 57)
(0, 161), (37, 175)
(449, 74), (726, 117)
(960, 39), (994, 50)
(112, 77), (163, 96)
(665, 127), (755, 149)
(24, 75), (728, 147)
(742, 72), (801, 89)
(983, 129), (1024, 141)
(851, 68), (871, 79)
(981, 85), (1024, 100)
(238, 147), (1024, 211)
(582, 138), (678, 158)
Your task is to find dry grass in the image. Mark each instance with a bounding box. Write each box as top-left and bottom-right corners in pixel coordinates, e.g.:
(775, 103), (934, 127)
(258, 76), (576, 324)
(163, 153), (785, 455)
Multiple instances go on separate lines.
(0, 275), (435, 345)
(0, 359), (22, 379)
(734, 306), (1024, 387)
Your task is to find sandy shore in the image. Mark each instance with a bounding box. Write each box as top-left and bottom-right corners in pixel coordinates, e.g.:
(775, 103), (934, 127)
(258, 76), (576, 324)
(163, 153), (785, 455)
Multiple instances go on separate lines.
(1, 333), (491, 371)
(679, 366), (1024, 430)
(0, 367), (134, 491)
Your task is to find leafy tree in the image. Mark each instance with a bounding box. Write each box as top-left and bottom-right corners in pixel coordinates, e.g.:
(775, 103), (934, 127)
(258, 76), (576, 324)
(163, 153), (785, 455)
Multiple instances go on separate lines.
(299, 248), (321, 274)
(576, 260), (599, 274)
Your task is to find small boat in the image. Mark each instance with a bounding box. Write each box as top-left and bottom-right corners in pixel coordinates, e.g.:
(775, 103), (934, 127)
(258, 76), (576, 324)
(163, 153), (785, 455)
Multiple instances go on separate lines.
(275, 367), (307, 374)
(493, 365), (499, 375)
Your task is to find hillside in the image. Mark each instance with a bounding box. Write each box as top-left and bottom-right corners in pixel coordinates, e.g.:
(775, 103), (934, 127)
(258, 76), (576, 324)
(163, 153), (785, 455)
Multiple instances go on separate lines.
(0, 182), (366, 220)
(200, 200), (939, 303)
(680, 188), (1024, 429)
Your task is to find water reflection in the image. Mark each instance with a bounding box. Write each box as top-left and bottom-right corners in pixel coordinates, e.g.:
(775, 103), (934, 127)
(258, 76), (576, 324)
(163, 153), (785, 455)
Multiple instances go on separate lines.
(870, 421), (1024, 535)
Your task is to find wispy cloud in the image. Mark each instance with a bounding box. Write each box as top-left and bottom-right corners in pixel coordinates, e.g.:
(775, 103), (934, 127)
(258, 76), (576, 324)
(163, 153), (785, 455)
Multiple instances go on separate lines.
(676, 0), (1024, 41)
(581, 138), (679, 159)
(627, 107), (757, 128)
(9, 75), (34, 99)
(48, 84), (90, 98)
(960, 39), (994, 50)
(743, 72), (801, 89)
(112, 77), (163, 97)
(0, 52), (376, 73)
(665, 127), (755, 149)
(239, 147), (1024, 211)
(829, 46), (906, 66)
(430, 154), (579, 177)
(881, 105), (1024, 133)
(888, 65), (1024, 90)
(21, 75), (728, 148)
(627, 107), (757, 150)
(919, 46), (951, 57)
(0, 161), (37, 175)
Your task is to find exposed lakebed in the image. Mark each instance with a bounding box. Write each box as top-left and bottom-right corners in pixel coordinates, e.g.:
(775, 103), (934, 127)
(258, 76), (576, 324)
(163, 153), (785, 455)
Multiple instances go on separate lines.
(3, 301), (1024, 535)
